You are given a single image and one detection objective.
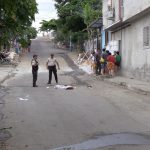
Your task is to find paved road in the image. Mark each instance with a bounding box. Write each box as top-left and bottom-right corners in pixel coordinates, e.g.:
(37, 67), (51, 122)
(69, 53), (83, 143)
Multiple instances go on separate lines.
(0, 38), (150, 150)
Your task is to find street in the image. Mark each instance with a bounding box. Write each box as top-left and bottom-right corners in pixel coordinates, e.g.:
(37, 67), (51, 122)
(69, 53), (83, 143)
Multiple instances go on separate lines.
(0, 38), (150, 150)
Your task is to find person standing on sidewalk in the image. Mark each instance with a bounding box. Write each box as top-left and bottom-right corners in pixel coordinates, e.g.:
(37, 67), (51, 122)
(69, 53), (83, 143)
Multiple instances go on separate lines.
(31, 54), (39, 87)
(115, 51), (121, 73)
(46, 54), (60, 85)
(107, 52), (115, 77)
(94, 49), (101, 75)
(101, 48), (108, 75)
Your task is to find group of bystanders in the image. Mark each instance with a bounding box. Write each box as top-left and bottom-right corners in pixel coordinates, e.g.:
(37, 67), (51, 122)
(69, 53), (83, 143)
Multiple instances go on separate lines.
(89, 48), (121, 77)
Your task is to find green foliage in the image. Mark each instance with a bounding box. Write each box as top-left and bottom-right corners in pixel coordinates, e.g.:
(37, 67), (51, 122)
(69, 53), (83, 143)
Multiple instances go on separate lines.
(19, 38), (28, 48)
(26, 27), (37, 39)
(0, 0), (38, 27)
(83, 3), (95, 26)
(83, 0), (102, 26)
(65, 15), (86, 32)
(0, 0), (38, 50)
(40, 19), (57, 32)
(39, 0), (102, 51)
(71, 32), (88, 43)
(19, 26), (37, 48)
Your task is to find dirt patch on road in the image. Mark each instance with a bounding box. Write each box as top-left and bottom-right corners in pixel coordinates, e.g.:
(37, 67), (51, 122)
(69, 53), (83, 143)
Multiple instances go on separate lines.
(58, 53), (91, 87)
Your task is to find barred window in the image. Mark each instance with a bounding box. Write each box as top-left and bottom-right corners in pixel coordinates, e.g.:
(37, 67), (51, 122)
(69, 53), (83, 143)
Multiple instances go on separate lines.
(143, 26), (150, 48)
(107, 0), (112, 7)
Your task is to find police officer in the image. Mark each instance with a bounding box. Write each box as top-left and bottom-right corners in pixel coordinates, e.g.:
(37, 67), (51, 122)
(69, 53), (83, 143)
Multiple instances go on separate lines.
(31, 54), (39, 87)
(46, 54), (60, 84)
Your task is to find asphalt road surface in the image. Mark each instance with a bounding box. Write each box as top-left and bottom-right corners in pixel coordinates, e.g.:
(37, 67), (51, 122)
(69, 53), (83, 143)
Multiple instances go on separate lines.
(0, 37), (150, 150)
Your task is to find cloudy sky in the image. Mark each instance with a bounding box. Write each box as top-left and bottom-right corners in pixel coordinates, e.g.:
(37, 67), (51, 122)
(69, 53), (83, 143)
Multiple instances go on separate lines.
(32, 0), (57, 29)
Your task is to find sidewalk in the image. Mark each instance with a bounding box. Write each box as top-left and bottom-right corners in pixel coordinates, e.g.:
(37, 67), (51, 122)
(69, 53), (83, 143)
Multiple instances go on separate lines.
(67, 51), (150, 95)
(0, 48), (23, 85)
(97, 75), (150, 95)
(0, 66), (15, 85)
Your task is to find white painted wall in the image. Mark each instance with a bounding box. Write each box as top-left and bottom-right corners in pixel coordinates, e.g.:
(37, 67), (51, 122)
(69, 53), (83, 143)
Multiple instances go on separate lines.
(103, 0), (150, 80)
(112, 0), (120, 21)
(112, 13), (150, 81)
(103, 0), (119, 28)
(123, 0), (150, 21)
(103, 0), (112, 28)
(103, 0), (150, 28)
(84, 39), (98, 52)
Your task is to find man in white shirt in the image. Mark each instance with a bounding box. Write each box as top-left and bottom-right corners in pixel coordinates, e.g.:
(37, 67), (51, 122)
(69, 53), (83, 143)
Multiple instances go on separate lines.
(46, 54), (60, 84)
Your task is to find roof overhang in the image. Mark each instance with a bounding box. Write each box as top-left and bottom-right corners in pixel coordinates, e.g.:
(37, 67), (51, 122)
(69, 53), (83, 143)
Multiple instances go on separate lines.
(105, 20), (122, 31)
(88, 18), (103, 29)
(126, 6), (150, 22)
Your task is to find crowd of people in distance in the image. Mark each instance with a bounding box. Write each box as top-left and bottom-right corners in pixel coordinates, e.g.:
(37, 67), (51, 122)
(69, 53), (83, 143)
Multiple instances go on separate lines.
(89, 48), (121, 77)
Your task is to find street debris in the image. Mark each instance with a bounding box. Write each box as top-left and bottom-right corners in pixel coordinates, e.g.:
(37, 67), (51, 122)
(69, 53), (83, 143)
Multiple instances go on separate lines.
(0, 127), (12, 131)
(54, 85), (75, 90)
(87, 85), (92, 88)
(19, 98), (29, 101)
(78, 64), (93, 74)
(19, 95), (29, 101)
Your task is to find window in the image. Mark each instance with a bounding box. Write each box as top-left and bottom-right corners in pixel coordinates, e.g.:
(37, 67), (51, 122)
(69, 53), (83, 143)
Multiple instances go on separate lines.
(143, 26), (150, 48)
(107, 0), (112, 7)
(107, 0), (112, 11)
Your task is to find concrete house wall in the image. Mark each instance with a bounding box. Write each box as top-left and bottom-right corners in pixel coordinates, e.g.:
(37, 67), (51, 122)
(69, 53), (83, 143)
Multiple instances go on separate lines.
(103, 0), (150, 81)
(123, 0), (150, 21)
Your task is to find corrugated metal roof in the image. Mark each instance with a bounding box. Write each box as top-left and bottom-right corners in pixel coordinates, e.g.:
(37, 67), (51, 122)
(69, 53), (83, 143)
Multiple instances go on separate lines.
(88, 17), (103, 28)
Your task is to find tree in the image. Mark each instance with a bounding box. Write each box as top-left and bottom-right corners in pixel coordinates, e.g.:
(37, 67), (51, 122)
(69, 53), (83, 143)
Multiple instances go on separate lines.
(19, 27), (37, 48)
(40, 19), (57, 32)
(39, 0), (102, 51)
(0, 0), (38, 50)
(54, 0), (87, 48)
(26, 27), (37, 39)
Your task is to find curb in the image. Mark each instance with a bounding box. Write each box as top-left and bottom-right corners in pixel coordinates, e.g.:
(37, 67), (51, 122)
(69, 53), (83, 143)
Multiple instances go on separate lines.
(103, 78), (150, 96)
(0, 52), (24, 86)
(0, 70), (13, 86)
(0, 66), (17, 86)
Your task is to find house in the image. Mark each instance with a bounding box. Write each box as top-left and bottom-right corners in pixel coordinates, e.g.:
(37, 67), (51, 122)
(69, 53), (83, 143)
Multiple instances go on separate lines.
(103, 0), (150, 81)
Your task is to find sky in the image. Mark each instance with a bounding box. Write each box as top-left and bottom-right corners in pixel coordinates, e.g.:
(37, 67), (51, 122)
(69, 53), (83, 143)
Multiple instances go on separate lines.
(32, 0), (57, 30)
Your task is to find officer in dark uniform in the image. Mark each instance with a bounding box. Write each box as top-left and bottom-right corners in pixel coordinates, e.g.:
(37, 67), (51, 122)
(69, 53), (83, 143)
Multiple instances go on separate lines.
(31, 54), (39, 87)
